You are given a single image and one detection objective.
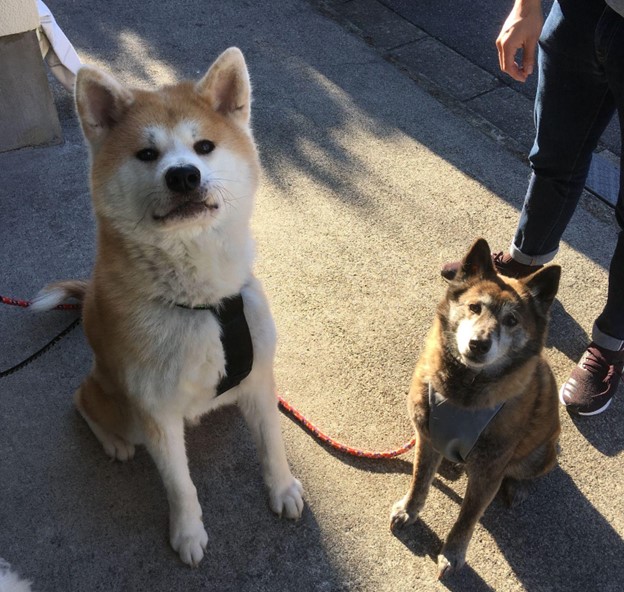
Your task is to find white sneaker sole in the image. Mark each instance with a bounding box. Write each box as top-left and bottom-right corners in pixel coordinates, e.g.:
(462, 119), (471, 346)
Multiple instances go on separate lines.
(559, 383), (613, 416)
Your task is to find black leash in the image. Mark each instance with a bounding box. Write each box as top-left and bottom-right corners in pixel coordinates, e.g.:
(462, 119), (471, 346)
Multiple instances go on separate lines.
(0, 317), (81, 378)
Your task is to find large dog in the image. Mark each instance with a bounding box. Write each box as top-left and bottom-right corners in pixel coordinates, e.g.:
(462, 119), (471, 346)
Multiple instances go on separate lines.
(390, 238), (561, 578)
(33, 48), (304, 566)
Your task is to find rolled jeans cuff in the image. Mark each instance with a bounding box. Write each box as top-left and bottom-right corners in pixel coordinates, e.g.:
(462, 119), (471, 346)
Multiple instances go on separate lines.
(509, 244), (558, 266)
(592, 322), (624, 352)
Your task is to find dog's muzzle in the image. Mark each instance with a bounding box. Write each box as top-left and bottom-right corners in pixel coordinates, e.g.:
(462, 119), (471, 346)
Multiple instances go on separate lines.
(153, 166), (219, 222)
(165, 165), (201, 194)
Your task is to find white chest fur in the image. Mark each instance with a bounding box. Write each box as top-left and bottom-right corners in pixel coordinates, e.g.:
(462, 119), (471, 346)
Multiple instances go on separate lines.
(125, 304), (227, 419)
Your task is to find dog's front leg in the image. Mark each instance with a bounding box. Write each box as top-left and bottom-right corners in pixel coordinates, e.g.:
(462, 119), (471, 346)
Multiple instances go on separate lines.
(144, 417), (208, 566)
(238, 384), (304, 520)
(437, 467), (505, 579)
(390, 431), (441, 529)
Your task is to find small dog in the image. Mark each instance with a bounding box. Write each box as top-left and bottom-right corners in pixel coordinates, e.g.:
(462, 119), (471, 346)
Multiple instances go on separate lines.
(33, 48), (304, 566)
(390, 238), (561, 578)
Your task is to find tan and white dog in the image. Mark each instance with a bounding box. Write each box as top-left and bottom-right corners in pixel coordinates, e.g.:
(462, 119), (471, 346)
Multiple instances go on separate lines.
(33, 48), (304, 566)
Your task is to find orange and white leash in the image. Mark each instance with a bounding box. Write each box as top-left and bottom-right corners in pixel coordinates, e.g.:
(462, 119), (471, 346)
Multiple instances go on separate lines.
(277, 393), (415, 458)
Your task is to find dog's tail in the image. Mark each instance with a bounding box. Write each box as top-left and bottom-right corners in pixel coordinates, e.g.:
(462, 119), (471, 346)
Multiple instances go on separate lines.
(30, 279), (88, 312)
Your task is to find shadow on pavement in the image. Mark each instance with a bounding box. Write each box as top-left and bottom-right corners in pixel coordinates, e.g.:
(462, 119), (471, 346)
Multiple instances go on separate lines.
(392, 464), (623, 591)
(0, 337), (343, 591)
(280, 411), (414, 475)
(391, 514), (496, 592)
(566, 406), (624, 457)
(547, 299), (590, 363)
(45, 0), (619, 279)
(482, 465), (624, 590)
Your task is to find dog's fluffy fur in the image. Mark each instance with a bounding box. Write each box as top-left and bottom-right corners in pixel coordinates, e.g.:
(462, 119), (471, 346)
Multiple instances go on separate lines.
(33, 48), (303, 566)
(0, 559), (33, 592)
(390, 238), (561, 578)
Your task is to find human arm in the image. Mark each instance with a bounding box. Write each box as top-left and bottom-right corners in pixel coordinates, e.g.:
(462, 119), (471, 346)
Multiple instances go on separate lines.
(496, 0), (543, 82)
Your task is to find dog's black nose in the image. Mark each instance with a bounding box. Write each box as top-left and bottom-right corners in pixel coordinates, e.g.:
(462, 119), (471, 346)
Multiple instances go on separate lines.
(469, 338), (491, 355)
(165, 165), (201, 193)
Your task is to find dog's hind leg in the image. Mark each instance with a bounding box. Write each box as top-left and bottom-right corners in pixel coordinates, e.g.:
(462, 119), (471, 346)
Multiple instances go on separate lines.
(238, 380), (304, 520)
(499, 477), (531, 508)
(75, 375), (135, 461)
(142, 415), (208, 567)
(501, 435), (559, 507)
(390, 431), (442, 530)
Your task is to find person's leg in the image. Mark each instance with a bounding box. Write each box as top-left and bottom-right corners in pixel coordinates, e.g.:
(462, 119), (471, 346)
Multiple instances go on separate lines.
(560, 5), (624, 415)
(441, 0), (618, 283)
(594, 4), (624, 346)
(510, 0), (616, 265)
(594, 232), (624, 349)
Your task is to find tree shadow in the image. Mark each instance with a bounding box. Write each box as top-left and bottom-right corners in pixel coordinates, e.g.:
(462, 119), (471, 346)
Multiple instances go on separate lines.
(44, 0), (619, 278)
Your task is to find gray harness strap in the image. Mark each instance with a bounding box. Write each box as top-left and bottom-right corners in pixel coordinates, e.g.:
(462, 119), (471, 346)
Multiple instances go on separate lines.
(428, 383), (504, 463)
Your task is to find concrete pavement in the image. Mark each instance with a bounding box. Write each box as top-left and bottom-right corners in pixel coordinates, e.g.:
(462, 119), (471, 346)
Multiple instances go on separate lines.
(0, 0), (622, 590)
(320, 0), (621, 207)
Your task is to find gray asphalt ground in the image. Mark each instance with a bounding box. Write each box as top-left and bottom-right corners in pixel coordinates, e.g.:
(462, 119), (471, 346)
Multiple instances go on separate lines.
(1, 1), (622, 591)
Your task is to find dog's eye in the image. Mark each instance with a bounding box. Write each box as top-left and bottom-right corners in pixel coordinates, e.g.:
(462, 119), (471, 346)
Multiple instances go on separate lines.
(136, 148), (159, 162)
(194, 140), (215, 155)
(468, 303), (482, 315)
(503, 314), (518, 327)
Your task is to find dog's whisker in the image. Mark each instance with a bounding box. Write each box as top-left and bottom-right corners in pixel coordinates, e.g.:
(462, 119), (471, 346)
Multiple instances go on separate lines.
(135, 202), (153, 229)
(209, 176), (244, 184)
(212, 184), (241, 212)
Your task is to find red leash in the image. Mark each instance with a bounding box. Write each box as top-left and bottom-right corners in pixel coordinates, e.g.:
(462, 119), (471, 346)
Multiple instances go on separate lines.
(277, 394), (415, 459)
(1, 294), (415, 459)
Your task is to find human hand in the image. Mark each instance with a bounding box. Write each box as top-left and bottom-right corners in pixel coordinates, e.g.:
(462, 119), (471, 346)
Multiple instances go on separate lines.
(496, 0), (544, 82)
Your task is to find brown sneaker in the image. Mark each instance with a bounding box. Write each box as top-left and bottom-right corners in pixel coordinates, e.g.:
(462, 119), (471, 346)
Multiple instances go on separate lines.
(441, 251), (543, 281)
(559, 343), (624, 416)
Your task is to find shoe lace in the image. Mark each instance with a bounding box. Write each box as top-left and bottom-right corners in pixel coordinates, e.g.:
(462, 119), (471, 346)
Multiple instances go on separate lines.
(492, 252), (506, 266)
(582, 345), (624, 383)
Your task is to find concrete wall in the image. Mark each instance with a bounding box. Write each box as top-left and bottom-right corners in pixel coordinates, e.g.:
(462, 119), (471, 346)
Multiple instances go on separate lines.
(0, 0), (39, 36)
(0, 0), (62, 151)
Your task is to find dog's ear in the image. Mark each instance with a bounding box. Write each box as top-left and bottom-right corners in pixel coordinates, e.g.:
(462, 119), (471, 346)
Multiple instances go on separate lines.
(523, 265), (561, 310)
(196, 47), (251, 124)
(75, 66), (134, 149)
(454, 238), (496, 282)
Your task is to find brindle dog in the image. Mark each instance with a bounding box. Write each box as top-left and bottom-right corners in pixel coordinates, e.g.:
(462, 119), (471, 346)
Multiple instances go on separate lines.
(390, 238), (561, 578)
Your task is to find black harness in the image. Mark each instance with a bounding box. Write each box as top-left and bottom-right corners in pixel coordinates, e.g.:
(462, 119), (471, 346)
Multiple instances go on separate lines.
(176, 293), (253, 395)
(428, 383), (504, 463)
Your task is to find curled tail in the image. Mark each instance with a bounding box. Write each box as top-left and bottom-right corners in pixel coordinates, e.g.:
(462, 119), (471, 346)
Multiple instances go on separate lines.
(30, 280), (88, 312)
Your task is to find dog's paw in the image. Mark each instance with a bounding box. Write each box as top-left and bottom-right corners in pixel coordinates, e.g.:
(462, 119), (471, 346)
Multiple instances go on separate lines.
(79, 408), (135, 461)
(269, 478), (304, 519)
(436, 548), (466, 580)
(390, 496), (418, 531)
(500, 478), (531, 508)
(101, 433), (135, 462)
(170, 515), (208, 567)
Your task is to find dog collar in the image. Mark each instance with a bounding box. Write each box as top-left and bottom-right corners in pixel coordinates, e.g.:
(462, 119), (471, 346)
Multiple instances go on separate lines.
(175, 302), (218, 311)
(175, 294), (253, 395)
(428, 383), (504, 463)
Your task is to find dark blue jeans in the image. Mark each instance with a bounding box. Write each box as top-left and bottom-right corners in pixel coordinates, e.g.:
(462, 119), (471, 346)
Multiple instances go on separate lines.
(510, 0), (624, 348)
